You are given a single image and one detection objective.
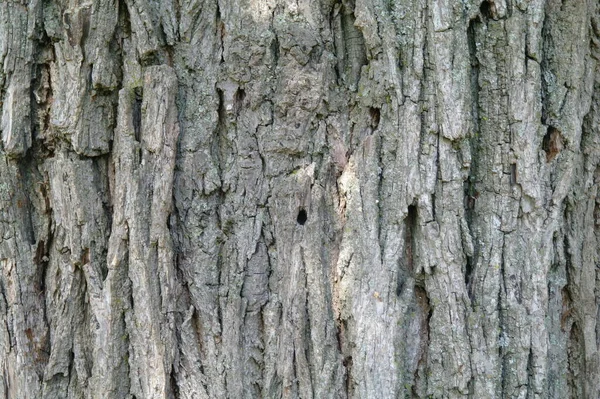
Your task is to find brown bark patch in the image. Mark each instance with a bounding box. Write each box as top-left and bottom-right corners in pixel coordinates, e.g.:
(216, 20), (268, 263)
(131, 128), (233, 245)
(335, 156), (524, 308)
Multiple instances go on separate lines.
(543, 126), (563, 162)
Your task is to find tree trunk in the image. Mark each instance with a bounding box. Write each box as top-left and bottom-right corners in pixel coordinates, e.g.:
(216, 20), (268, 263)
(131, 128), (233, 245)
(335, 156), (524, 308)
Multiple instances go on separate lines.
(1, 0), (599, 397)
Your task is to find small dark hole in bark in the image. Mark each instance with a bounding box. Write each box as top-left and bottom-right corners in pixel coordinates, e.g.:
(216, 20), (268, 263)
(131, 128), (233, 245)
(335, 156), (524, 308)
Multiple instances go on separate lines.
(543, 126), (563, 162)
(479, 0), (497, 19)
(369, 107), (380, 130)
(297, 209), (308, 225)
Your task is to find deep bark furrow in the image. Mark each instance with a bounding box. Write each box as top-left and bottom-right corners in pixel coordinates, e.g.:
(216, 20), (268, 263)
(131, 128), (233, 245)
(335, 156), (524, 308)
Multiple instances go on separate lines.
(0, 0), (598, 398)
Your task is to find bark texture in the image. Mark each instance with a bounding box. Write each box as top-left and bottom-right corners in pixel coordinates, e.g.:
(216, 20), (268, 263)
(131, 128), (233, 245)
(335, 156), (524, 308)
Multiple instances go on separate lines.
(0, 0), (599, 398)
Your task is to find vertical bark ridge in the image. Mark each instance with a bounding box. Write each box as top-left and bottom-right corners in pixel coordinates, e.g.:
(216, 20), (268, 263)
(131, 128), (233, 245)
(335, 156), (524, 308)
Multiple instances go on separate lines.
(0, 0), (598, 398)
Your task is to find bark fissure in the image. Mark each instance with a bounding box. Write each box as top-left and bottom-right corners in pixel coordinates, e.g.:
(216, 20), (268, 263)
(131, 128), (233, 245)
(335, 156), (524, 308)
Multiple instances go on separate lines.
(0, 0), (599, 397)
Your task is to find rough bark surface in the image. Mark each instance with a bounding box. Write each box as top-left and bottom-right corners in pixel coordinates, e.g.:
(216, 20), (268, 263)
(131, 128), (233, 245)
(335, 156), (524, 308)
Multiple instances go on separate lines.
(0, 0), (599, 398)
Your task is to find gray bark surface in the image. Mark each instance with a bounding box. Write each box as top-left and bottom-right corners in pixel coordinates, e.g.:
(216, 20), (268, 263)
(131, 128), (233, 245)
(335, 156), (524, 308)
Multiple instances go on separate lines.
(0, 0), (599, 398)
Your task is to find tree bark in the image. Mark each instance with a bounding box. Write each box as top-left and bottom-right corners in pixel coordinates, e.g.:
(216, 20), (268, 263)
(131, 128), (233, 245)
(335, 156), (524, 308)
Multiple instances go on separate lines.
(0, 0), (599, 398)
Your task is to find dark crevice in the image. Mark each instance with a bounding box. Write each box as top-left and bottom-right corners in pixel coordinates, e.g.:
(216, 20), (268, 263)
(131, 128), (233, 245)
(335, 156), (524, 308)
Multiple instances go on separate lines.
(465, 16), (481, 303)
(15, 163), (37, 246)
(464, 177), (479, 212)
(308, 45), (323, 65)
(216, 249), (224, 335)
(170, 366), (179, 399)
(139, 51), (162, 67)
(214, 88), (226, 180)
(270, 34), (280, 66)
(331, 4), (344, 84)
(335, 309), (352, 398)
(117, 0), (132, 38)
(191, 310), (207, 380)
(38, 183), (53, 299)
(375, 135), (384, 265)
(467, 14), (481, 134)
(216, 0), (225, 65)
(234, 87), (245, 116)
(480, 0), (498, 20)
(291, 344), (298, 395)
(499, 333), (507, 398)
(465, 256), (474, 298)
(369, 107), (380, 130)
(343, 351), (353, 397)
(217, 88), (227, 119)
(560, 287), (571, 332)
(34, 240), (46, 266)
(30, 61), (43, 150)
(335, 318), (344, 355)
(132, 87), (143, 142)
(561, 218), (573, 332)
(498, 235), (508, 399)
(543, 126), (563, 162)
(80, 247), (90, 266)
(539, 1), (562, 129)
(526, 345), (534, 398)
(300, 247), (313, 392)
(510, 163), (517, 186)
(463, 173), (478, 298)
(338, 0), (367, 90)
(567, 322), (584, 398)
(412, 286), (431, 396)
(395, 272), (405, 297)
(65, 350), (75, 395)
(404, 204), (418, 274)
